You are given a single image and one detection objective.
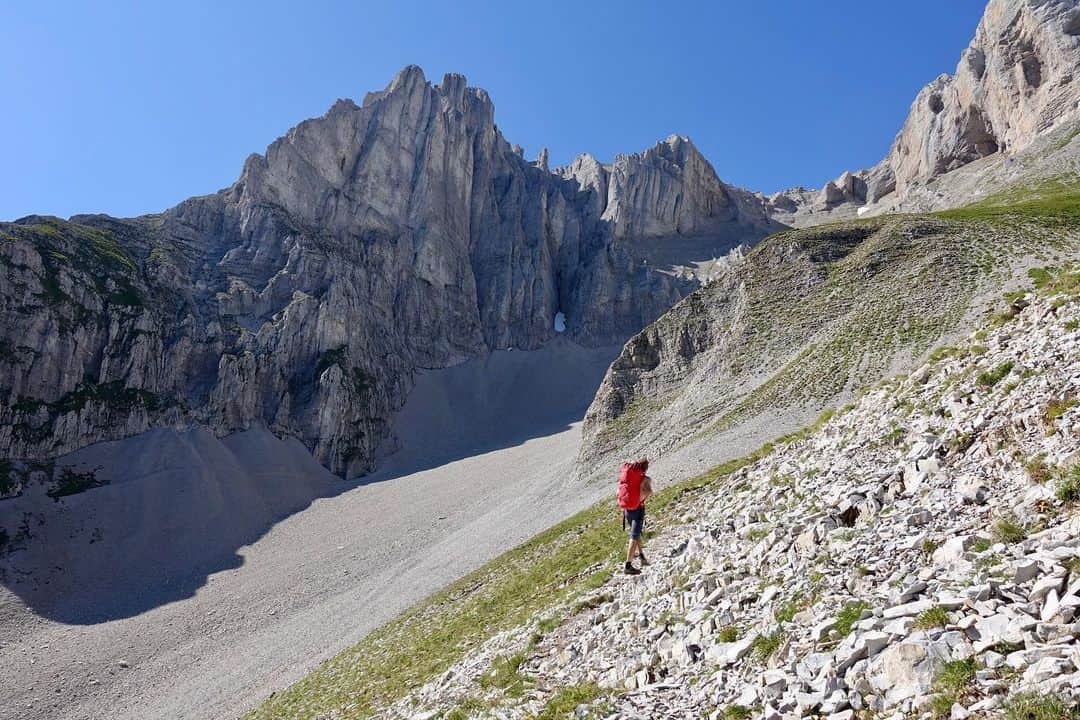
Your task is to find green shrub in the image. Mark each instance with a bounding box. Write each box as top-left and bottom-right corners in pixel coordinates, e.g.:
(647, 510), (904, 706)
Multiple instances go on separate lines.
(47, 469), (107, 500)
(834, 601), (869, 638)
(992, 514), (1027, 544)
(751, 631), (785, 661)
(1025, 453), (1052, 483)
(977, 361), (1014, 388)
(1056, 464), (1080, 504)
(717, 626), (739, 643)
(774, 598), (802, 624)
(935, 656), (977, 692)
(721, 706), (752, 720)
(913, 605), (950, 630)
(0, 460), (14, 496)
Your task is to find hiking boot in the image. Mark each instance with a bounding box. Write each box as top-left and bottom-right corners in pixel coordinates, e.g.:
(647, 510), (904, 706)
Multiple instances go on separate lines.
(638, 552), (650, 567)
(623, 562), (641, 575)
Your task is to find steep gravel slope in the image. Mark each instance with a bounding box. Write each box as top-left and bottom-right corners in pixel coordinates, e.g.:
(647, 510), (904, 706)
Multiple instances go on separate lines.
(0, 344), (615, 720)
(386, 267), (1080, 720)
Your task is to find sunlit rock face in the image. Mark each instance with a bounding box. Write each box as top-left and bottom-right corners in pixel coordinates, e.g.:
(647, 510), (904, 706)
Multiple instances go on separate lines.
(0, 67), (775, 477)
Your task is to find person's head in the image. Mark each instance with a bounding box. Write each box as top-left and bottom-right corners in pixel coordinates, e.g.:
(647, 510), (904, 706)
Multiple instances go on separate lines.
(633, 458), (649, 473)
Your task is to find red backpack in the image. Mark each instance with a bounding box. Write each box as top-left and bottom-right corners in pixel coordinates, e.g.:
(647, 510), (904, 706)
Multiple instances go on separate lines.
(617, 462), (643, 510)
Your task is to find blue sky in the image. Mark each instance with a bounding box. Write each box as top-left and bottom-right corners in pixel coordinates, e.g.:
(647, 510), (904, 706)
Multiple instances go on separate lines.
(1, 1), (987, 220)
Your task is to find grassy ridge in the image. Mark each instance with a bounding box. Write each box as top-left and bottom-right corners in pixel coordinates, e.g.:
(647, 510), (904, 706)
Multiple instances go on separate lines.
(597, 177), (1080, 458)
(936, 176), (1080, 223)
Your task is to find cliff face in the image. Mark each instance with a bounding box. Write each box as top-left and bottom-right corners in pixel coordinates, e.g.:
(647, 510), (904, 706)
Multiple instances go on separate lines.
(768, 0), (1080, 225)
(0, 67), (776, 477)
(880, 0), (1080, 201)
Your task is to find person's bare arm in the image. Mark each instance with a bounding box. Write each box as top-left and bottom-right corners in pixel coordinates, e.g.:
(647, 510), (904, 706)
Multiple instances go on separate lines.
(641, 475), (653, 502)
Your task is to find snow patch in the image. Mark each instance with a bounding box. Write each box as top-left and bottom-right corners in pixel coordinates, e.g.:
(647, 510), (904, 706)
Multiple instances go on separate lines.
(554, 311), (566, 333)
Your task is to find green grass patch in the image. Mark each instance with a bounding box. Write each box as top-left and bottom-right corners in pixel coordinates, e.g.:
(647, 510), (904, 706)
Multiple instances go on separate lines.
(929, 692), (956, 719)
(971, 538), (993, 553)
(1045, 396), (1077, 429)
(478, 651), (529, 698)
(1025, 453), (1052, 484)
(913, 605), (950, 630)
(936, 177), (1080, 224)
(773, 597), (802, 624)
(721, 706), (753, 720)
(992, 514), (1027, 544)
(834, 600), (869, 638)
(1056, 464), (1080, 504)
(927, 345), (960, 363)
(876, 425), (902, 446)
(976, 361), (1014, 388)
(750, 631), (785, 661)
(1028, 266), (1055, 289)
(1003, 692), (1080, 720)
(932, 656), (977, 717)
(531, 683), (604, 720)
(993, 641), (1024, 656)
(717, 626), (739, 643)
(937, 660), (980, 690)
(947, 431), (975, 457)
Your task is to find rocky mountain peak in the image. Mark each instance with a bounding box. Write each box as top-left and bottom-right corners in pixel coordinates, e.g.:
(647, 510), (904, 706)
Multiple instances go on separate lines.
(767, 0), (1080, 227)
(0, 65), (780, 478)
(878, 0), (1080, 201)
(386, 63), (427, 93)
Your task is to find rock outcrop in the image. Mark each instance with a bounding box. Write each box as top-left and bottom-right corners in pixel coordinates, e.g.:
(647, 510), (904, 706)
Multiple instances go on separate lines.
(769, 0), (1080, 224)
(880, 0), (1080, 201)
(0, 67), (776, 477)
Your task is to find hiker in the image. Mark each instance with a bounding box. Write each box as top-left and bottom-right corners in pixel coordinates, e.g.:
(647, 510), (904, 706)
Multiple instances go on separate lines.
(618, 459), (653, 575)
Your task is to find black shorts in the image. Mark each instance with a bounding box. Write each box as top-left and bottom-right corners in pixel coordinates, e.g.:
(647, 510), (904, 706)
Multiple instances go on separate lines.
(625, 506), (645, 540)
